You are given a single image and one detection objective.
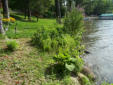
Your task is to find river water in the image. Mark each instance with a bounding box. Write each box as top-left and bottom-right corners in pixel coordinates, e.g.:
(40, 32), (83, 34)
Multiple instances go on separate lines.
(83, 20), (113, 84)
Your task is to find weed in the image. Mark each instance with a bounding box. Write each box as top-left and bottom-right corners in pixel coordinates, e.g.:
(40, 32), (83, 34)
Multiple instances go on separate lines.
(6, 40), (19, 51)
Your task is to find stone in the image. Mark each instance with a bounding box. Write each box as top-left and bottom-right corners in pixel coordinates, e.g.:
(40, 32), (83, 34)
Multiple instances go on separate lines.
(81, 66), (96, 81)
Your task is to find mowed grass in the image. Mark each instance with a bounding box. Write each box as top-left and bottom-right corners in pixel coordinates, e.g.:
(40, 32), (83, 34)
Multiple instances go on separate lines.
(6, 14), (58, 38)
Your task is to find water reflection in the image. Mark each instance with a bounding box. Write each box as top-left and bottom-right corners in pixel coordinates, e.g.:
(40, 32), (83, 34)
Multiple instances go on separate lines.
(83, 20), (113, 84)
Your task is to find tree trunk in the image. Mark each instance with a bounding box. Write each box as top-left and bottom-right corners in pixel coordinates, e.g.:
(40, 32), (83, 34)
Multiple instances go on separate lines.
(55, 0), (61, 24)
(28, 7), (31, 20)
(67, 0), (72, 11)
(2, 0), (9, 18)
(24, 9), (27, 19)
(0, 17), (5, 35)
(27, 0), (31, 21)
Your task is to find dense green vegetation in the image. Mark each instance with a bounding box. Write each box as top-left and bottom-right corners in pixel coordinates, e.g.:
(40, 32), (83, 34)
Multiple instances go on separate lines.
(31, 8), (85, 77)
(0, 7), (96, 84)
(84, 0), (113, 15)
(6, 40), (19, 51)
(8, 0), (113, 18)
(1, 0), (113, 85)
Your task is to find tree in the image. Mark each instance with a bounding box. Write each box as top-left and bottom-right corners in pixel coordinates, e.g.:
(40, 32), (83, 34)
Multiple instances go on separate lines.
(9, 0), (53, 19)
(2, 0), (9, 18)
(55, 0), (61, 23)
(0, 13), (5, 35)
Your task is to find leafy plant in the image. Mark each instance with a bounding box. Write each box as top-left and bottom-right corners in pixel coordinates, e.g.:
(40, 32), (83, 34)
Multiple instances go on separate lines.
(53, 50), (84, 74)
(32, 27), (58, 51)
(101, 82), (113, 85)
(31, 26), (76, 52)
(80, 75), (91, 85)
(0, 34), (6, 39)
(63, 8), (84, 36)
(6, 40), (19, 51)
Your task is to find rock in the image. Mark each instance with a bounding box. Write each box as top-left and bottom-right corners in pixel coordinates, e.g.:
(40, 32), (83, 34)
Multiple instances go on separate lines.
(81, 66), (96, 81)
(84, 50), (90, 54)
(78, 73), (91, 85)
(71, 77), (81, 85)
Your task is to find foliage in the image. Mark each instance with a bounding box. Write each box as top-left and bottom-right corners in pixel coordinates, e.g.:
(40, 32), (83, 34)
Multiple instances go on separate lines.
(32, 24), (77, 52)
(80, 75), (91, 85)
(0, 34), (6, 39)
(32, 27), (59, 51)
(2, 17), (16, 22)
(65, 0), (113, 15)
(31, 9), (85, 81)
(84, 0), (113, 15)
(101, 82), (113, 85)
(53, 49), (84, 74)
(42, 76), (74, 85)
(6, 40), (19, 51)
(9, 0), (53, 17)
(63, 8), (84, 35)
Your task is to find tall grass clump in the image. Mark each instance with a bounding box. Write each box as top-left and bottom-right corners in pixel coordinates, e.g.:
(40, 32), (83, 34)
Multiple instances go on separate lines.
(63, 8), (84, 36)
(0, 34), (6, 39)
(7, 40), (19, 51)
(101, 82), (113, 85)
(32, 27), (62, 51)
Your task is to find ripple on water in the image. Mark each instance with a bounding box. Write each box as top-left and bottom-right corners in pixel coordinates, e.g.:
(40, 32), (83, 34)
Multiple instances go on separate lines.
(84, 20), (113, 83)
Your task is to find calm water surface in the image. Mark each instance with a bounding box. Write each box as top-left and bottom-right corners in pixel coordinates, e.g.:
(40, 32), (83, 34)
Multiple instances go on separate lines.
(83, 20), (113, 84)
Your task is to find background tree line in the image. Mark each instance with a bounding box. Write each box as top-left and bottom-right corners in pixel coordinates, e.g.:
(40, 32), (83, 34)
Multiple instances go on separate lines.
(1, 0), (113, 20)
(2, 0), (112, 18)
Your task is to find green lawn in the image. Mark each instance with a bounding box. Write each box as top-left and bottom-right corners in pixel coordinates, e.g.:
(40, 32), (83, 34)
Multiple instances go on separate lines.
(6, 14), (58, 38)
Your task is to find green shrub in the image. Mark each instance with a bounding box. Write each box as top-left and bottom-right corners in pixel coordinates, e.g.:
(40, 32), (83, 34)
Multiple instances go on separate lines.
(32, 27), (59, 51)
(6, 40), (19, 51)
(101, 82), (113, 85)
(31, 26), (76, 52)
(53, 49), (84, 74)
(63, 8), (84, 35)
(0, 34), (6, 39)
(32, 8), (85, 79)
(81, 75), (91, 85)
(32, 8), (84, 52)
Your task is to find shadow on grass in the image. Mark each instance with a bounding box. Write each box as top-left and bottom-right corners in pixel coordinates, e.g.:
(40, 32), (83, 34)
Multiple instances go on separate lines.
(45, 64), (68, 80)
(0, 48), (13, 56)
(10, 14), (37, 23)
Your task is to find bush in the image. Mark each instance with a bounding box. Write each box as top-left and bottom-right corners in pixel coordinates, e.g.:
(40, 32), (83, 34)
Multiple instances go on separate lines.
(31, 26), (76, 52)
(7, 40), (19, 51)
(0, 34), (5, 39)
(32, 8), (85, 79)
(81, 75), (91, 85)
(32, 9), (84, 52)
(53, 49), (84, 74)
(63, 8), (84, 35)
(101, 82), (113, 85)
(32, 27), (59, 51)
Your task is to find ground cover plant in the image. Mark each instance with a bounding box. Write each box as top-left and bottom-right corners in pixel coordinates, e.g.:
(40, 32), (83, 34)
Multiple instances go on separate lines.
(6, 40), (19, 51)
